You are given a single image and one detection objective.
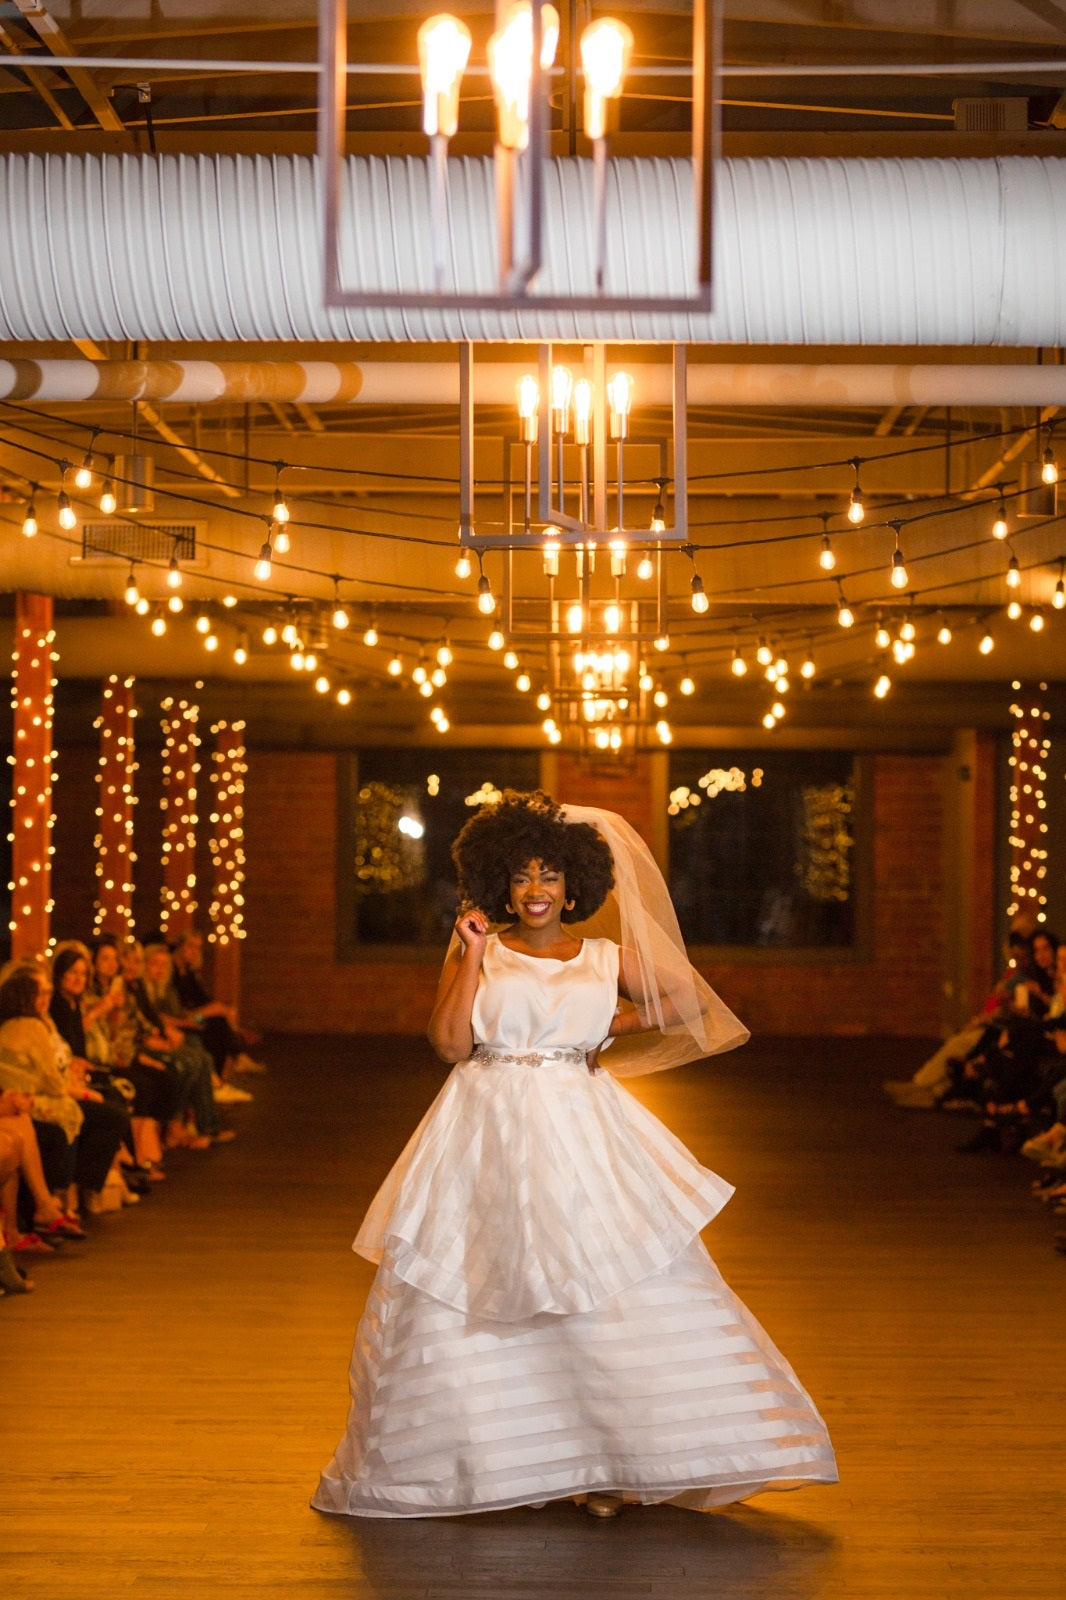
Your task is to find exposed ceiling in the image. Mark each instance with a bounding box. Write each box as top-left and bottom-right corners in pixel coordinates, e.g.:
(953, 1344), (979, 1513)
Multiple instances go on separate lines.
(2, 2), (1066, 737)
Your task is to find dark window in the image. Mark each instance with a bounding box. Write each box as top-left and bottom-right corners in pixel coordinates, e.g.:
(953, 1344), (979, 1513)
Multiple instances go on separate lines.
(342, 749), (540, 949)
(668, 750), (857, 948)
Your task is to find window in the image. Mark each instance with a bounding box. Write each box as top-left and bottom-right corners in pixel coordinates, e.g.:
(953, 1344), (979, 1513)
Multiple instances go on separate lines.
(339, 749), (540, 951)
(667, 750), (858, 948)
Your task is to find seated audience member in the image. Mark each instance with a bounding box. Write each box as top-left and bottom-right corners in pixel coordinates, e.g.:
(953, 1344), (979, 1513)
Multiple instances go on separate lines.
(0, 963), (128, 1219)
(170, 930), (258, 1101)
(141, 943), (233, 1146)
(107, 939), (184, 1172)
(0, 1086), (84, 1257)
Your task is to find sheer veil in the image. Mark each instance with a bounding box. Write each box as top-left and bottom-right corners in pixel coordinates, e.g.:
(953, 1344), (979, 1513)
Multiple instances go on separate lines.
(562, 803), (749, 1078)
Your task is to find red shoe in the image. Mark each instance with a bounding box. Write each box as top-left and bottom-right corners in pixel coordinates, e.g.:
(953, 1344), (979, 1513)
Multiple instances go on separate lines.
(12, 1232), (57, 1255)
(35, 1215), (87, 1242)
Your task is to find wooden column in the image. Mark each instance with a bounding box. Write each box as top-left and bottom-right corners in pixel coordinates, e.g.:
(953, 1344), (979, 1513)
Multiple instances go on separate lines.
(1007, 683), (1051, 927)
(8, 593), (57, 959)
(93, 674), (137, 938)
(207, 719), (247, 1007)
(160, 694), (200, 940)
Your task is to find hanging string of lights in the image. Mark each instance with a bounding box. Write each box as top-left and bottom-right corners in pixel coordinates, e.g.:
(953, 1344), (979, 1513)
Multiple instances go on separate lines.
(208, 721), (247, 950)
(92, 674), (138, 938)
(159, 696), (200, 937)
(6, 594), (58, 957)
(1007, 683), (1051, 924)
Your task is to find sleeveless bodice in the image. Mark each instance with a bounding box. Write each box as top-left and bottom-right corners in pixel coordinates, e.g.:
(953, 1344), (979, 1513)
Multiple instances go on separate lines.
(471, 933), (618, 1053)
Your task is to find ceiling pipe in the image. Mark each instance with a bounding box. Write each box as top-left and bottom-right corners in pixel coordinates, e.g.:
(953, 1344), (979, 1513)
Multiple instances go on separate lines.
(4, 360), (1066, 408)
(2, 154), (1066, 345)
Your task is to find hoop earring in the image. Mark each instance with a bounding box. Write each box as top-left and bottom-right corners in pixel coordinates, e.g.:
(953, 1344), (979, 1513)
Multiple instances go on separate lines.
(565, 898), (575, 910)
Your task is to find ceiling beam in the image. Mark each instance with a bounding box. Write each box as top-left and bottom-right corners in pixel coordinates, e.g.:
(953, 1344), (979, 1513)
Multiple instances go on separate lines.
(11, 0), (128, 135)
(0, 21), (73, 129)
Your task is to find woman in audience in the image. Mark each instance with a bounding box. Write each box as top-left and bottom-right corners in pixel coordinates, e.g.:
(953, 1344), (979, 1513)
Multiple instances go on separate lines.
(0, 964), (128, 1216)
(141, 942), (232, 1146)
(0, 1084), (85, 1254)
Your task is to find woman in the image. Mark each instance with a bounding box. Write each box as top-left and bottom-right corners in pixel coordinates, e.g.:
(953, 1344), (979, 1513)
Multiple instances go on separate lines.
(313, 791), (837, 1520)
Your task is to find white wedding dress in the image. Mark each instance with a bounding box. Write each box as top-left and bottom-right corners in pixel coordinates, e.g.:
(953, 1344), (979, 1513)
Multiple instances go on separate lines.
(312, 934), (838, 1518)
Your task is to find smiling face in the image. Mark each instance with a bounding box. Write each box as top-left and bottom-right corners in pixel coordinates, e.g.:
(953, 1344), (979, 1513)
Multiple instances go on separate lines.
(59, 957), (89, 1000)
(1033, 933), (1056, 972)
(507, 858), (568, 930)
(94, 944), (119, 984)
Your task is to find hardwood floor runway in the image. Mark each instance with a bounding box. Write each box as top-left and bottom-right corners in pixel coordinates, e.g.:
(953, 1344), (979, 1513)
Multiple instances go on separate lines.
(2, 1034), (1060, 1599)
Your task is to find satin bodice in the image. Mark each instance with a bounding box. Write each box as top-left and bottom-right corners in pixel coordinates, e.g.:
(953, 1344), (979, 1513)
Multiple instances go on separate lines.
(471, 933), (619, 1054)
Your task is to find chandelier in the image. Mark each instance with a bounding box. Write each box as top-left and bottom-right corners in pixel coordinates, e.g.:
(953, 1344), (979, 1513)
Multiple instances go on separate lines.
(317, 0), (717, 313)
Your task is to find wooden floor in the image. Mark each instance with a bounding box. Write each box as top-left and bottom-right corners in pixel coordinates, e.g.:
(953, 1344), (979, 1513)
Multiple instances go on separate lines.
(3, 1033), (1061, 1599)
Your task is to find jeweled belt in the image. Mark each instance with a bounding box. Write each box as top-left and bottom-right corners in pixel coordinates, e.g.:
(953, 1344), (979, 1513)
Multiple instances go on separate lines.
(470, 1045), (587, 1068)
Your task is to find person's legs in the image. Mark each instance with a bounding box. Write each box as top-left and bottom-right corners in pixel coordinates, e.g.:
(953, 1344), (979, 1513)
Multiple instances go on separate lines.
(176, 1039), (222, 1139)
(74, 1099), (129, 1194)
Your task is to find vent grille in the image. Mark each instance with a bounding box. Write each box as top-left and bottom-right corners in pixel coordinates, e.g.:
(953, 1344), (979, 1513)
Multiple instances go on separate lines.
(952, 98), (1029, 133)
(80, 523), (200, 563)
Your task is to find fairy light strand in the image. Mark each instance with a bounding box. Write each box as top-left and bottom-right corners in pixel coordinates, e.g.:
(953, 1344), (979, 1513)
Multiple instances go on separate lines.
(7, 593), (58, 957)
(208, 720), (247, 949)
(160, 696), (201, 937)
(92, 674), (138, 937)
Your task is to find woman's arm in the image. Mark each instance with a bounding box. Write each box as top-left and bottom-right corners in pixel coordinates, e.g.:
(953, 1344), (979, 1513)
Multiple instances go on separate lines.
(427, 910), (488, 1063)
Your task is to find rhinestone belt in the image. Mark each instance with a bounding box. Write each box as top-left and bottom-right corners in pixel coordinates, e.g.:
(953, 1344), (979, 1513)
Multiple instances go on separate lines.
(470, 1045), (587, 1068)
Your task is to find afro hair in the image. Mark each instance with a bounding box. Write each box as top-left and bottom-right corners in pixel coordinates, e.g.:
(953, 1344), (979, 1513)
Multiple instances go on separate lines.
(452, 789), (614, 924)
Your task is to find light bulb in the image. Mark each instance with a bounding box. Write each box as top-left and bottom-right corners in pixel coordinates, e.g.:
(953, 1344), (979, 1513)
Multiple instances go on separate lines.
(263, 624), (278, 646)
(536, 691), (551, 711)
(516, 373), (540, 438)
(167, 593), (183, 614)
(166, 554), (182, 589)
(412, 662), (428, 685)
(679, 675), (695, 696)
(204, 633), (219, 652)
(1006, 554), (1021, 589)
(195, 614), (210, 634)
(455, 551), (472, 580)
(57, 490), (76, 530)
(388, 654), (403, 676)
(542, 538), (560, 577)
(900, 618), (916, 643)
(488, 629), (505, 651)
(22, 501), (37, 537)
(771, 701), (786, 719)
(419, 679), (434, 698)
(801, 654), (816, 679)
(847, 478), (865, 525)
(550, 364), (572, 434)
(477, 575), (495, 614)
(282, 623), (298, 646)
(650, 493), (666, 534)
(332, 604), (349, 630)
(603, 602), (622, 634)
(314, 675), (330, 695)
(272, 527), (291, 555)
(503, 649), (519, 670)
(838, 601), (854, 629)
(1055, 579), (1066, 610)
(436, 642), (453, 667)
(273, 488), (290, 523)
(690, 574), (709, 614)
(639, 671), (653, 692)
(1007, 599), (1023, 621)
(876, 623), (891, 649)
(607, 371), (635, 439)
(774, 656), (788, 677)
(979, 631), (995, 654)
(776, 674), (791, 692)
(135, 596), (150, 616)
(1042, 446), (1059, 485)
(304, 652), (318, 672)
(1030, 608), (1046, 632)
(516, 672), (531, 693)
(654, 634), (669, 653)
(992, 503), (1009, 539)
(254, 543), (273, 581)
(731, 650), (747, 678)
(234, 636), (249, 666)
(431, 666), (447, 687)
(75, 449), (94, 490)
(363, 623), (379, 647)
(222, 593), (237, 608)
(336, 686), (352, 706)
(655, 719), (672, 745)
(636, 554), (654, 582)
(436, 714), (450, 732)
(418, 12), (472, 137)
(124, 569), (139, 607)
(99, 479), (116, 515)
(489, 1), (559, 151)
(874, 674), (891, 699)
(819, 535), (836, 571)
(291, 650), (305, 672)
(654, 688), (668, 708)
(566, 603), (584, 634)
(891, 548), (909, 589)
(151, 615), (167, 638)
(580, 17), (633, 140)
(937, 621), (952, 644)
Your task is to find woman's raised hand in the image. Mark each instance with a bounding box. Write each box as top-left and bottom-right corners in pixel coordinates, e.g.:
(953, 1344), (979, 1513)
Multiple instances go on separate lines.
(455, 907), (489, 954)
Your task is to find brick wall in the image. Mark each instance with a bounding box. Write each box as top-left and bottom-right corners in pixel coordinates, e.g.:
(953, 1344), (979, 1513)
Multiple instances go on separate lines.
(232, 747), (950, 1039)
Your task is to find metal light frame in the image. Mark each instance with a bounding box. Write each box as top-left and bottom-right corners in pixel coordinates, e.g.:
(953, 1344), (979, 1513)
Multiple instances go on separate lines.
(318, 0), (718, 314)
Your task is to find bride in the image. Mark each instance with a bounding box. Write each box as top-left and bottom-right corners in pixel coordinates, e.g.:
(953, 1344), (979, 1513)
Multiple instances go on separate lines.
(312, 790), (837, 1519)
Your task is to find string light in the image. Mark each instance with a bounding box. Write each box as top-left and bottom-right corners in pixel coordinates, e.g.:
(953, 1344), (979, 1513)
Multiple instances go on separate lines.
(874, 674), (891, 698)
(801, 651), (816, 680)
(1006, 682), (1051, 922)
(979, 630), (995, 654)
(222, 594), (238, 609)
(314, 674), (331, 694)
(166, 548), (182, 589)
(636, 554), (654, 581)
(123, 566), (140, 607)
(21, 489), (37, 538)
(1042, 443), (1059, 485)
(679, 672), (695, 696)
(336, 686), (352, 706)
(516, 671), (531, 693)
(92, 674), (136, 937)
(536, 691), (552, 711)
(436, 640), (453, 667)
(233, 633), (249, 666)
(488, 628), (505, 651)
(899, 614), (916, 643)
(134, 597), (150, 617)
(992, 498), (1009, 539)
(262, 623), (278, 646)
(890, 523), (908, 590)
(332, 580), (349, 630)
(151, 613), (167, 637)
(846, 458), (865, 524)
(1007, 598), (1023, 621)
(75, 436), (96, 490)
(204, 632), (219, 652)
(363, 614), (379, 648)
(503, 648), (520, 670)
(388, 653), (403, 676)
(650, 480), (667, 534)
(654, 633), (670, 653)
(254, 537), (273, 582)
(477, 570), (496, 615)
(208, 720), (247, 948)
(818, 514), (836, 571)
(57, 487), (76, 531)
(731, 647), (747, 677)
(455, 550), (472, 580)
(8, 598), (58, 954)
(655, 719), (672, 744)
(167, 593), (183, 615)
(160, 696), (201, 937)
(875, 615), (891, 650)
(1006, 552), (1021, 589)
(1055, 561), (1066, 609)
(937, 617), (952, 644)
(195, 613), (211, 635)
(836, 584), (854, 629)
(756, 638), (773, 666)
(1030, 608), (1046, 632)
(431, 666), (448, 688)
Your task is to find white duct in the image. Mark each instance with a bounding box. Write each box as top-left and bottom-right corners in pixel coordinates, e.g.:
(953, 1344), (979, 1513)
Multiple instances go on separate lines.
(1, 153), (1065, 345)
(4, 359), (1066, 407)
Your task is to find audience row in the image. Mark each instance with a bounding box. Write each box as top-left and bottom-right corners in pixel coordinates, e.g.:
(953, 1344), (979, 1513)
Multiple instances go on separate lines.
(0, 929), (262, 1297)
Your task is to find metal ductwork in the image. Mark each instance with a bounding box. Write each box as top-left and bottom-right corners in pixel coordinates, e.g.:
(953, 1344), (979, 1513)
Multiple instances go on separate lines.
(1, 153), (1065, 346)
